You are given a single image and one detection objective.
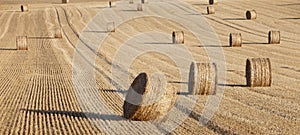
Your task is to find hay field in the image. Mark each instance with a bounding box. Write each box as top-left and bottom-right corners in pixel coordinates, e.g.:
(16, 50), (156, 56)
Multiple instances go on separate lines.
(0, 0), (299, 134)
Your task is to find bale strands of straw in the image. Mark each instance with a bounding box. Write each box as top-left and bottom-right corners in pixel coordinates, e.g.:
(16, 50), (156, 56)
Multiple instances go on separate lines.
(129, 0), (133, 4)
(246, 10), (257, 20)
(268, 31), (280, 44)
(246, 58), (272, 87)
(188, 62), (218, 95)
(123, 72), (177, 121)
(62, 0), (69, 4)
(207, 6), (215, 14)
(16, 36), (28, 50)
(21, 4), (29, 12)
(172, 31), (184, 44)
(229, 33), (242, 47)
(109, 1), (116, 8)
(209, 0), (218, 5)
(141, 0), (148, 4)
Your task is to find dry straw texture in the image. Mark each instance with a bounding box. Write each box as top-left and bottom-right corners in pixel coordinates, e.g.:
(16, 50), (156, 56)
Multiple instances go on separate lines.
(246, 58), (272, 87)
(246, 10), (257, 20)
(137, 4), (143, 11)
(16, 36), (28, 50)
(62, 0), (69, 4)
(209, 0), (218, 5)
(54, 28), (62, 38)
(268, 31), (280, 44)
(21, 4), (28, 12)
(188, 62), (218, 95)
(123, 73), (177, 121)
(172, 31), (184, 44)
(207, 6), (215, 14)
(107, 22), (116, 32)
(229, 33), (242, 47)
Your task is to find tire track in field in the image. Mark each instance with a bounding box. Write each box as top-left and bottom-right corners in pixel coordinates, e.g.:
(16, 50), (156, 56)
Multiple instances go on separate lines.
(0, 12), (14, 40)
(53, 6), (110, 134)
(0, 12), (13, 40)
(55, 6), (136, 89)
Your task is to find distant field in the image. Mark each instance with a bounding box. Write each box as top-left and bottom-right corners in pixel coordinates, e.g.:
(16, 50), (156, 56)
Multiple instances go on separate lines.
(0, 0), (299, 134)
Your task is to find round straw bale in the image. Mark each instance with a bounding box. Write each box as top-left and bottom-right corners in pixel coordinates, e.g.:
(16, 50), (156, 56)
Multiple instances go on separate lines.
(246, 58), (272, 87)
(209, 0), (218, 5)
(207, 6), (215, 14)
(107, 22), (115, 32)
(129, 0), (133, 4)
(108, 1), (115, 8)
(246, 10), (257, 20)
(141, 0), (148, 4)
(109, 1), (112, 8)
(137, 4), (143, 11)
(123, 72), (177, 121)
(188, 62), (218, 95)
(268, 31), (280, 44)
(172, 31), (184, 44)
(21, 4), (28, 12)
(229, 33), (242, 47)
(62, 0), (69, 4)
(54, 28), (62, 38)
(16, 36), (28, 50)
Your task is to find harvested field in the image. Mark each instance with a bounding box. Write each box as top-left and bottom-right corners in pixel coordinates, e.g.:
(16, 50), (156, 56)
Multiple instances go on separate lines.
(0, 0), (299, 134)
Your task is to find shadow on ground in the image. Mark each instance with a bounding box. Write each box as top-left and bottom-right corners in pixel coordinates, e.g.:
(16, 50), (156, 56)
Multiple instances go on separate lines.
(0, 48), (17, 51)
(174, 101), (236, 134)
(28, 37), (55, 39)
(143, 42), (174, 45)
(191, 45), (230, 48)
(101, 89), (127, 94)
(223, 18), (247, 21)
(20, 109), (125, 121)
(83, 30), (108, 33)
(242, 42), (269, 45)
(277, 3), (300, 6)
(219, 84), (248, 87)
(281, 66), (300, 72)
(279, 18), (300, 20)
